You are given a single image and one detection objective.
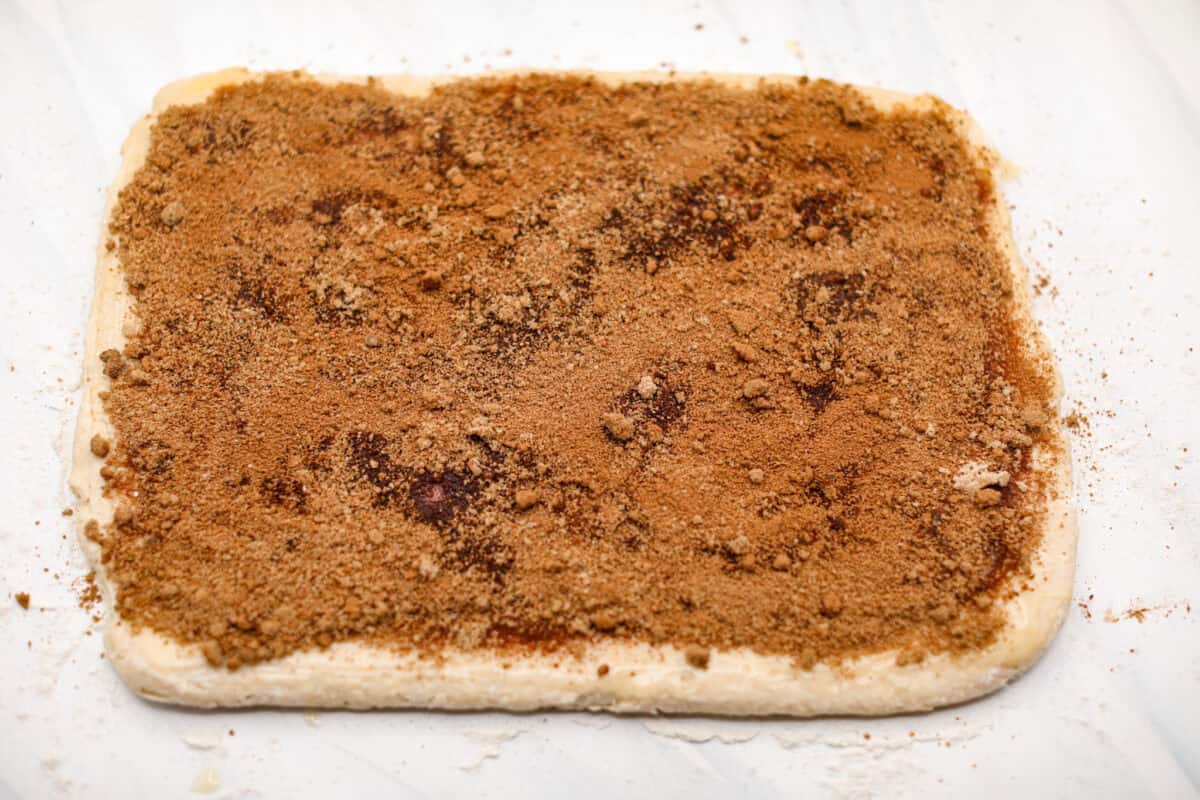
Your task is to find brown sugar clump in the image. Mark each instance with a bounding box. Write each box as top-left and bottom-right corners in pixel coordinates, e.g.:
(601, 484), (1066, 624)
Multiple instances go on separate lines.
(160, 200), (185, 227)
(731, 342), (758, 363)
(591, 610), (619, 631)
(76, 572), (102, 613)
(95, 73), (1059, 671)
(98, 349), (125, 379)
(684, 645), (711, 669)
(15, 592), (30, 610)
(741, 379), (770, 399)
(514, 489), (541, 511)
(601, 412), (636, 442)
(975, 488), (1003, 507)
(418, 271), (444, 292)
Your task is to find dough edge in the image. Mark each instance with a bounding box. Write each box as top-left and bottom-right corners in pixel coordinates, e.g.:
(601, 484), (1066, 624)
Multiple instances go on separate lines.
(70, 68), (1076, 715)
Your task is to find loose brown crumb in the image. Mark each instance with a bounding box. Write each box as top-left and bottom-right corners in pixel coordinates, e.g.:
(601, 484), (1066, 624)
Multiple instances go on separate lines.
(201, 640), (222, 666)
(731, 342), (759, 362)
(684, 645), (710, 669)
(77, 572), (102, 612)
(741, 378), (769, 399)
(89, 435), (111, 458)
(591, 610), (618, 631)
(93, 73), (1059, 673)
(514, 489), (541, 511)
(98, 349), (125, 379)
(15, 592), (30, 610)
(1064, 410), (1089, 431)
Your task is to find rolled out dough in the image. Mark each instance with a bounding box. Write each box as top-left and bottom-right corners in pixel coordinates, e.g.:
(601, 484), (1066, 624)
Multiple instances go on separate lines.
(71, 68), (1076, 714)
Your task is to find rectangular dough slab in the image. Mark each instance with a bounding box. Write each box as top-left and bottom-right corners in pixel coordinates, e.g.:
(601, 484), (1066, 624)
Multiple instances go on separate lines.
(71, 68), (1076, 714)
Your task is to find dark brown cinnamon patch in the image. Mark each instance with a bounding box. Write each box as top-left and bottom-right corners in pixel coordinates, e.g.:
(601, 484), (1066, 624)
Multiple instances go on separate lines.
(799, 381), (837, 413)
(408, 469), (476, 525)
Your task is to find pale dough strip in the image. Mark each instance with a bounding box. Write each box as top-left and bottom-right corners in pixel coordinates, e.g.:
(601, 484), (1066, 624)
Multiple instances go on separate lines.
(71, 68), (1076, 714)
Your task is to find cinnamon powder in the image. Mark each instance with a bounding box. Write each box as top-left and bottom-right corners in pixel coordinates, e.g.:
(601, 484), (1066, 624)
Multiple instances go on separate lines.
(94, 73), (1059, 671)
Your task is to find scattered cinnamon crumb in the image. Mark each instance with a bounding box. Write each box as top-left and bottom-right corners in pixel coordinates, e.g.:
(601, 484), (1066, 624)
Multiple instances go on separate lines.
(1077, 593), (1094, 620)
(974, 488), (1003, 507)
(76, 572), (102, 612)
(591, 610), (618, 631)
(15, 593), (30, 610)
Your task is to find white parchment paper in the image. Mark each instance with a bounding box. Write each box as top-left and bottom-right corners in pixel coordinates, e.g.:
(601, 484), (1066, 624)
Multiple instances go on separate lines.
(0, 0), (1197, 797)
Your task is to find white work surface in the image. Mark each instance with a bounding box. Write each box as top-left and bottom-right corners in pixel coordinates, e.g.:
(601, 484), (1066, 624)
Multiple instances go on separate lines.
(1, 0), (1198, 796)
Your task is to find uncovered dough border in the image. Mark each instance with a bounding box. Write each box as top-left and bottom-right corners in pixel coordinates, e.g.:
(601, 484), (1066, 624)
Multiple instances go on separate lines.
(70, 68), (1076, 714)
